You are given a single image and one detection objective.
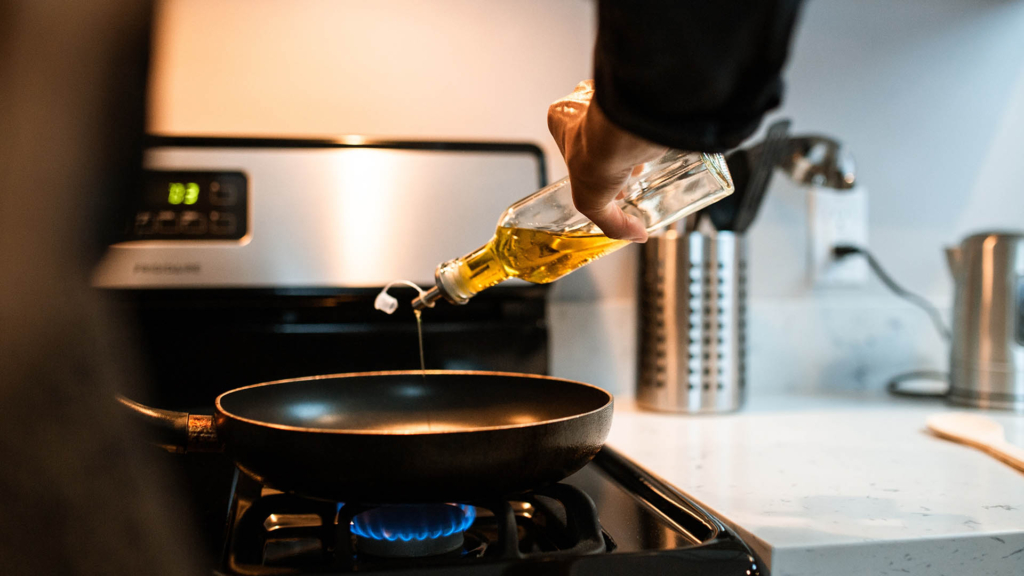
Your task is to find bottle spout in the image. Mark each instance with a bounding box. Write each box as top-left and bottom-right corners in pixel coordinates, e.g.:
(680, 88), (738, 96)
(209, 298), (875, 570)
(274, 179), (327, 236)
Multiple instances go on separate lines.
(411, 286), (443, 311)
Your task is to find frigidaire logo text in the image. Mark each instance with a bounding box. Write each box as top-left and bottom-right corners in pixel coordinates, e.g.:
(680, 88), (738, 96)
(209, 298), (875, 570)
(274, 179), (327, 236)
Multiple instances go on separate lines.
(133, 263), (201, 275)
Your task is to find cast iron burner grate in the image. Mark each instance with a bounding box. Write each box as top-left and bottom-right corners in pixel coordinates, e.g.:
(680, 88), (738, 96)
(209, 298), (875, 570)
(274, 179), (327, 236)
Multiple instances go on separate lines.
(220, 448), (767, 576)
(223, 475), (612, 574)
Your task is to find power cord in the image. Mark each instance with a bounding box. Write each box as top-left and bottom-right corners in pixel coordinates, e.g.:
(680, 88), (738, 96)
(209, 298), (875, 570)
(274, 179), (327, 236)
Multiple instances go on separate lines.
(833, 246), (951, 341)
(833, 245), (950, 398)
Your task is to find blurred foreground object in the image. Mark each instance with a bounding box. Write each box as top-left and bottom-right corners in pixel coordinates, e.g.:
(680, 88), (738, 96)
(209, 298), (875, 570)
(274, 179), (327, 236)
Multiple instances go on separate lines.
(0, 1), (203, 574)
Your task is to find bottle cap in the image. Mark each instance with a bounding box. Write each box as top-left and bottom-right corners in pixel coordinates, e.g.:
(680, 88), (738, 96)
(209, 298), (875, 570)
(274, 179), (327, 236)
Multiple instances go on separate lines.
(374, 291), (399, 315)
(374, 280), (427, 315)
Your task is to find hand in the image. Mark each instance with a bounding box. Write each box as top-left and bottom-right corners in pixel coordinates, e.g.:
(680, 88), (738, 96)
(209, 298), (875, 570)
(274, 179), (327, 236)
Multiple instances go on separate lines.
(547, 80), (668, 242)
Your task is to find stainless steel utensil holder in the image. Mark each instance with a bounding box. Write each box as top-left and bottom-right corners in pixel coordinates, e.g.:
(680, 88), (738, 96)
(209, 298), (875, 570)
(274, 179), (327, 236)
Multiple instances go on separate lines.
(637, 227), (746, 413)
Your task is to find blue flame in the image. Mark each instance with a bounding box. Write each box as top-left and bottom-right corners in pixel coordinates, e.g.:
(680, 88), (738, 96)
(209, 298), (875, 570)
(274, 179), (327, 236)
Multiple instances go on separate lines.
(349, 504), (476, 542)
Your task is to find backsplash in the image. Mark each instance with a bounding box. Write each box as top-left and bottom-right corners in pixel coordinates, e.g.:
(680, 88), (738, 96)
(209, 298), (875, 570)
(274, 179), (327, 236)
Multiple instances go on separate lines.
(151, 0), (1024, 396)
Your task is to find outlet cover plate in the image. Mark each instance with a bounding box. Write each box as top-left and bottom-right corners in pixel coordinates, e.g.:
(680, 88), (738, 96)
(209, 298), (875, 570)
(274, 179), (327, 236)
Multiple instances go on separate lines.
(808, 185), (868, 287)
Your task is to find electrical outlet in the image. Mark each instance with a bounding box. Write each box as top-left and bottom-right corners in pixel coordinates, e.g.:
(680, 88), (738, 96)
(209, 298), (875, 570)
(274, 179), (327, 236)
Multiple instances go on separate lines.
(808, 185), (868, 287)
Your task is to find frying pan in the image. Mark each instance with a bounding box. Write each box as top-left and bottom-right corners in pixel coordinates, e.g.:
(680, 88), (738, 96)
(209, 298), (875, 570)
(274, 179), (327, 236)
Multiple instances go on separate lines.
(120, 370), (613, 503)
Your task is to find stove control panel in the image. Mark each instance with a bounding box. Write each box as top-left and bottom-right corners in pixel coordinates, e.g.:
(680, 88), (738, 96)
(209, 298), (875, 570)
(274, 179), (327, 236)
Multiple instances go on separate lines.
(126, 171), (248, 241)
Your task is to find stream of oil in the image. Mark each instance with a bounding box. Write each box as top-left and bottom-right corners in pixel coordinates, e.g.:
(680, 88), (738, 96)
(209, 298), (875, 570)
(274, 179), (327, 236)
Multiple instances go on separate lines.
(413, 309), (426, 377)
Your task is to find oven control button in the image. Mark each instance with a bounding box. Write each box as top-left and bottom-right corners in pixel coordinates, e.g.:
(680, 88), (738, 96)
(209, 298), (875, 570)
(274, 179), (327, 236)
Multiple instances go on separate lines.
(180, 211), (207, 235)
(155, 210), (179, 234)
(209, 211), (237, 235)
(210, 181), (238, 206)
(134, 211), (156, 235)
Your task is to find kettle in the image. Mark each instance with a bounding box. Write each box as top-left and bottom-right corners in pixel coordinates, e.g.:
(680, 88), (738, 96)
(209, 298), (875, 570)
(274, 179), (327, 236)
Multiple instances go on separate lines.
(946, 231), (1024, 411)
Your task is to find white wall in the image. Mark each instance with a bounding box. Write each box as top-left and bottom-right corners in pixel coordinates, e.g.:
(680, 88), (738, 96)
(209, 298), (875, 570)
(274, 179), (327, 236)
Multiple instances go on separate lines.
(150, 0), (1024, 396)
(149, 0), (596, 184)
(763, 0), (1024, 301)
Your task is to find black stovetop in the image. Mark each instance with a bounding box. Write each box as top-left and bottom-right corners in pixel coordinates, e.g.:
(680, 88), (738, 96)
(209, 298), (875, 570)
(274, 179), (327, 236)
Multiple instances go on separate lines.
(218, 447), (765, 575)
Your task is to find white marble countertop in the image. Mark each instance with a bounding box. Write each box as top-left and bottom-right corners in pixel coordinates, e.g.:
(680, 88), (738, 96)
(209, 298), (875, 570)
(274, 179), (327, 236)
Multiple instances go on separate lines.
(607, 392), (1024, 576)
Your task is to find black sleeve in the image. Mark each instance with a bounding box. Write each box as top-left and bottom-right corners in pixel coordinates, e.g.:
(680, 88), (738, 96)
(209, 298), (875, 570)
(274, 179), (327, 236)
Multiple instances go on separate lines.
(594, 0), (803, 152)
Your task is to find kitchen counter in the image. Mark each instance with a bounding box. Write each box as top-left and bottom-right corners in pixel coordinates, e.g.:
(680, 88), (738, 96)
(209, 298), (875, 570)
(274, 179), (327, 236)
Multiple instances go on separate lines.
(607, 392), (1024, 576)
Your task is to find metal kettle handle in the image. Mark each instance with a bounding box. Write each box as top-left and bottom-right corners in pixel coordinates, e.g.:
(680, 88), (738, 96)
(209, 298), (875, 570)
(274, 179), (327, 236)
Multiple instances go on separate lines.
(945, 246), (962, 280)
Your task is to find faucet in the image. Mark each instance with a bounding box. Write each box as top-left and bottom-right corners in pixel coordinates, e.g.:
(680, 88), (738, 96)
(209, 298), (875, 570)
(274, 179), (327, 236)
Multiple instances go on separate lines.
(771, 135), (856, 190)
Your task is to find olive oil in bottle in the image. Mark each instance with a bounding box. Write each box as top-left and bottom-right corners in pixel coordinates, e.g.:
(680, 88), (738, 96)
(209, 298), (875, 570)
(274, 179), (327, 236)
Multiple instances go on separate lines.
(455, 227), (630, 293)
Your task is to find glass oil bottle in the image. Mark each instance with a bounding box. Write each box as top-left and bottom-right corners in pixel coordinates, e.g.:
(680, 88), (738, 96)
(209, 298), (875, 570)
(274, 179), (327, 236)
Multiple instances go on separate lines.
(412, 150), (733, 310)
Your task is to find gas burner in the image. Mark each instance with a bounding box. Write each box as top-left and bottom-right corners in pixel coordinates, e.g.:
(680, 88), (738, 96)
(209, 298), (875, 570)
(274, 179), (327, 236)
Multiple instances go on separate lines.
(220, 448), (767, 575)
(350, 504), (476, 557)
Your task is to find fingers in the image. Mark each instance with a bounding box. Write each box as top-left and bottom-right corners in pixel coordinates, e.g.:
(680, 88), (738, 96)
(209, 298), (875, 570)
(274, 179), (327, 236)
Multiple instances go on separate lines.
(570, 172), (648, 242)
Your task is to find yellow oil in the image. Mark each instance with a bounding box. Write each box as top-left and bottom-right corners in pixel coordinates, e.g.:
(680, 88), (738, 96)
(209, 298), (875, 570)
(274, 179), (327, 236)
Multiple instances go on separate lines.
(413, 309), (426, 376)
(456, 226), (630, 294)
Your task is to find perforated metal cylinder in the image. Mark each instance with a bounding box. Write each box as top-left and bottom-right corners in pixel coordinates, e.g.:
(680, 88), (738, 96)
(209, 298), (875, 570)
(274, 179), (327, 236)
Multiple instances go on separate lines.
(637, 228), (746, 413)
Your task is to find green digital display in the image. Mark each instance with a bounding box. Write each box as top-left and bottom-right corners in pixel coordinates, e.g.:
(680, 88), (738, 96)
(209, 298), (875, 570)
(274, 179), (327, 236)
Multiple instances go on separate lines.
(168, 182), (184, 204)
(136, 170), (247, 241)
(168, 182), (200, 205)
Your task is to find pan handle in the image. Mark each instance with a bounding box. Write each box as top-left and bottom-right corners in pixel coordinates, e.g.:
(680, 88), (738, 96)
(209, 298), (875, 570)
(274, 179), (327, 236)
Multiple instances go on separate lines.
(117, 396), (223, 454)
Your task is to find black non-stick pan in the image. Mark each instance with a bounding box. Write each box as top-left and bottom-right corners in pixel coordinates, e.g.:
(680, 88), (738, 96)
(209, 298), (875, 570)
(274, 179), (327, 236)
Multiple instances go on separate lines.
(121, 370), (613, 503)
